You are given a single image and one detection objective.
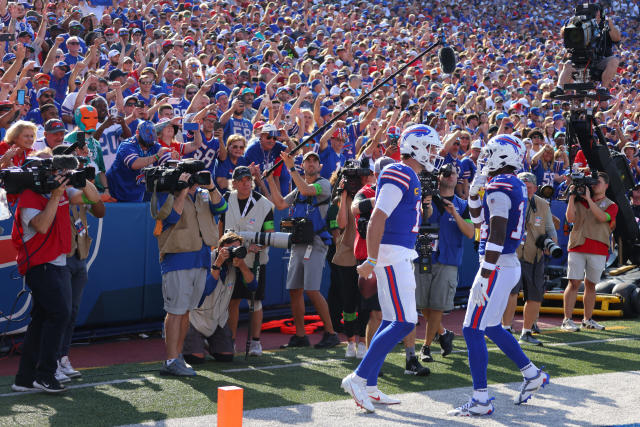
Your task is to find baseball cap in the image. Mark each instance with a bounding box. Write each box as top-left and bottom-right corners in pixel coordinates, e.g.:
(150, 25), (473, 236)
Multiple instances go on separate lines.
(44, 119), (65, 133)
(471, 139), (483, 150)
(261, 123), (278, 134)
(54, 61), (70, 70)
(2, 53), (16, 62)
(37, 87), (55, 98)
(554, 131), (566, 139)
(374, 156), (395, 174)
(302, 151), (320, 162)
(34, 72), (50, 82)
(232, 166), (252, 180)
(137, 121), (157, 145)
(517, 172), (537, 185)
(109, 69), (127, 80)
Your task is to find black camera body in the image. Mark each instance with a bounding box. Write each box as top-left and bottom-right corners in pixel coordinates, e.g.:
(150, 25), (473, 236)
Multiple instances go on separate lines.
(0, 156), (94, 194)
(570, 172), (599, 199)
(563, 3), (606, 71)
(419, 170), (438, 197)
(416, 224), (440, 274)
(535, 234), (563, 258)
(334, 158), (371, 198)
(144, 159), (211, 193)
(227, 245), (247, 260)
(280, 217), (315, 244)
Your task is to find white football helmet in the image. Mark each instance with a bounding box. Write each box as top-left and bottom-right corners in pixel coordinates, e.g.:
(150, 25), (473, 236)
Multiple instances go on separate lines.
(399, 124), (442, 172)
(478, 134), (525, 174)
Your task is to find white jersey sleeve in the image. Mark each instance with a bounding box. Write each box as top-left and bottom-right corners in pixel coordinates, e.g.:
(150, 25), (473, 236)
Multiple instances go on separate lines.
(375, 183), (403, 217)
(486, 191), (511, 219)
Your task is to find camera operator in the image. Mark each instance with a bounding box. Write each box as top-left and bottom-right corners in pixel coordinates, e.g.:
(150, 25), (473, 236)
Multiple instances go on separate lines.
(10, 155), (100, 393)
(502, 173), (557, 346)
(266, 151), (340, 349)
(562, 171), (617, 332)
(182, 231), (257, 365)
(219, 166), (275, 357)
(556, 3), (621, 91)
(334, 161), (374, 358)
(416, 163), (474, 363)
(154, 169), (226, 376)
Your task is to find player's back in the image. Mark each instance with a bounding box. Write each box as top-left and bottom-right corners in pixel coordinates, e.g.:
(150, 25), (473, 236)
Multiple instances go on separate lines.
(376, 162), (422, 250)
(479, 173), (527, 256)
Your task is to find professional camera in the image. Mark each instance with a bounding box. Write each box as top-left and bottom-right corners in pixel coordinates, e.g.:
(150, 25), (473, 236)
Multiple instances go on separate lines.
(415, 224), (439, 274)
(418, 170), (438, 197)
(0, 156), (95, 194)
(535, 234), (563, 258)
(143, 159), (211, 193)
(333, 158), (372, 198)
(227, 245), (247, 260)
(236, 231), (292, 249)
(563, 3), (607, 70)
(536, 184), (555, 199)
(570, 172), (599, 199)
(280, 217), (315, 244)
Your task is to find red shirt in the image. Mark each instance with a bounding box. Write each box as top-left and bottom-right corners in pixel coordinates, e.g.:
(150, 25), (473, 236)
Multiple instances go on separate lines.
(0, 141), (31, 167)
(353, 184), (376, 260)
(159, 138), (185, 157)
(569, 200), (618, 256)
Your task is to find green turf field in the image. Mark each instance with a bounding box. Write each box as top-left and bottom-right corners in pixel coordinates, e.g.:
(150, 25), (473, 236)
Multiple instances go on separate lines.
(1, 319), (639, 426)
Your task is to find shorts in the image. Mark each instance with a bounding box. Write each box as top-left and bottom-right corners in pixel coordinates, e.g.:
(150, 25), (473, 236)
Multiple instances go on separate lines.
(286, 236), (328, 291)
(162, 268), (208, 315)
(374, 260), (418, 324)
(232, 264), (266, 300)
(567, 251), (606, 284)
(463, 264), (521, 331)
(183, 322), (234, 356)
(592, 55), (616, 71)
(510, 259), (545, 302)
(415, 263), (458, 311)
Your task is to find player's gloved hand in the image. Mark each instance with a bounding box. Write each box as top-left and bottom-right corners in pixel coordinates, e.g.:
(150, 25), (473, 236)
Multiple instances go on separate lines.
(470, 273), (490, 307)
(469, 174), (487, 198)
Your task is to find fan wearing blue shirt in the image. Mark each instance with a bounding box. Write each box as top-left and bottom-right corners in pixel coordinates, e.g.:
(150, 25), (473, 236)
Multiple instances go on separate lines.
(243, 123), (290, 196)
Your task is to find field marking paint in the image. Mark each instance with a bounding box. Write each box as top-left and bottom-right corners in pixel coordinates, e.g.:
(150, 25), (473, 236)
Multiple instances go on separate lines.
(1, 336), (639, 397)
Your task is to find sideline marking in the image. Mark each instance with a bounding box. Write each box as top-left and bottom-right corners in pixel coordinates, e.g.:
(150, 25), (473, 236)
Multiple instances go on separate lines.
(1, 336), (638, 396)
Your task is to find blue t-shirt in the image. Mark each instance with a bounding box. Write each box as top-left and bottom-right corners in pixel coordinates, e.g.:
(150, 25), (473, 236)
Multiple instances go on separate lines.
(377, 162), (422, 249)
(105, 137), (162, 202)
(48, 71), (72, 104)
(63, 53), (84, 66)
(171, 98), (191, 117)
(459, 157), (477, 184)
(318, 146), (345, 180)
(243, 140), (291, 196)
(214, 156), (249, 183)
(223, 116), (253, 143)
(428, 195), (469, 266)
(182, 131), (220, 174)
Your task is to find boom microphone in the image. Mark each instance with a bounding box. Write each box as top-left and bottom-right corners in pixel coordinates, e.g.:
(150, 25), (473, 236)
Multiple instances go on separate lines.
(438, 29), (457, 74)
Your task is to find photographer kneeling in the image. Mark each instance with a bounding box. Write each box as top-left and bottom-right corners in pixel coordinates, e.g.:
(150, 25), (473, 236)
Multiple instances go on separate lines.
(154, 169), (226, 376)
(10, 155), (100, 393)
(183, 231), (257, 364)
(502, 173), (558, 346)
(563, 171), (617, 332)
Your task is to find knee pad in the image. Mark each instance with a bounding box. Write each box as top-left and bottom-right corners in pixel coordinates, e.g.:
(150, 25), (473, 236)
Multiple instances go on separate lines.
(212, 353), (234, 362)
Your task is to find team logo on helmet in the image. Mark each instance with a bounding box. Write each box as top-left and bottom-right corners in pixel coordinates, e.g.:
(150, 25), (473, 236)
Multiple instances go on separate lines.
(479, 134), (525, 174)
(399, 124), (442, 172)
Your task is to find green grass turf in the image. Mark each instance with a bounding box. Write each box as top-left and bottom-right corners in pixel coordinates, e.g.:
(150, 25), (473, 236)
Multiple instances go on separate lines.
(0, 318), (639, 426)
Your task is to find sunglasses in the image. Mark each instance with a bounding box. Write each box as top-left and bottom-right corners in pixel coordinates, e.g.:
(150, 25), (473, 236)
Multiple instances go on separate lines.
(68, 41), (80, 45)
(174, 84), (186, 89)
(186, 91), (196, 95)
(139, 81), (153, 85)
(125, 103), (136, 107)
(263, 135), (277, 140)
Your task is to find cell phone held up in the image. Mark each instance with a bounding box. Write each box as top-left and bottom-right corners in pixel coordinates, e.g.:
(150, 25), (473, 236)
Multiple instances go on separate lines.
(183, 122), (199, 132)
(0, 33), (15, 42)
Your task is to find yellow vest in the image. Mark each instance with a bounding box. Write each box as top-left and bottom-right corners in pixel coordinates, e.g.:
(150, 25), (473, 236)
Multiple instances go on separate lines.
(157, 189), (220, 261)
(567, 197), (614, 250)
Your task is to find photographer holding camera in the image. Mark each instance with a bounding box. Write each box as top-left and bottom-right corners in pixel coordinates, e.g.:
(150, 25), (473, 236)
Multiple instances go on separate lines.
(154, 166), (226, 376)
(416, 163), (474, 363)
(219, 165), (275, 357)
(182, 231), (257, 365)
(562, 171), (617, 332)
(502, 173), (558, 346)
(10, 155), (100, 393)
(266, 150), (340, 349)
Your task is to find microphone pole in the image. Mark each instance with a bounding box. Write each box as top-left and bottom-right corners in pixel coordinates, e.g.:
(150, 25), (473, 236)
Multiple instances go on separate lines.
(264, 38), (444, 177)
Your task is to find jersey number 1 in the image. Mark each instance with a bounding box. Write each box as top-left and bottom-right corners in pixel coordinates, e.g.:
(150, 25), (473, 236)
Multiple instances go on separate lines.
(510, 201), (525, 240)
(411, 200), (421, 233)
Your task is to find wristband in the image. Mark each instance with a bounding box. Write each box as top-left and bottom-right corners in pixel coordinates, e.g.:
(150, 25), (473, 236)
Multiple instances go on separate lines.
(470, 214), (484, 224)
(485, 242), (504, 253)
(366, 257), (377, 266)
(605, 212), (611, 222)
(211, 264), (221, 271)
(468, 197), (482, 209)
(289, 166), (296, 172)
(154, 154), (160, 162)
(480, 261), (497, 271)
(365, 259), (376, 267)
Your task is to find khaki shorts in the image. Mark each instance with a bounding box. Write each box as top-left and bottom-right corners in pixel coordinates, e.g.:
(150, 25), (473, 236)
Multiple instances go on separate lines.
(567, 251), (606, 284)
(286, 236), (328, 291)
(415, 263), (458, 311)
(162, 268), (208, 315)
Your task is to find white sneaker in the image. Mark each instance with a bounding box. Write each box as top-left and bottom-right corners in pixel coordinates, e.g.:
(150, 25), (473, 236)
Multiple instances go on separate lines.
(341, 373), (375, 413)
(561, 318), (580, 332)
(59, 356), (81, 378)
(345, 341), (357, 358)
(55, 364), (71, 383)
(248, 340), (263, 356)
(582, 318), (605, 330)
(514, 369), (550, 404)
(356, 342), (367, 359)
(448, 397), (495, 416)
(367, 386), (400, 405)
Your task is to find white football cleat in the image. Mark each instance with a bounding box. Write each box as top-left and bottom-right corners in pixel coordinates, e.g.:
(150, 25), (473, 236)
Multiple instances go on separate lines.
(345, 341), (357, 358)
(514, 369), (550, 405)
(448, 397), (495, 416)
(341, 373), (375, 413)
(367, 387), (400, 405)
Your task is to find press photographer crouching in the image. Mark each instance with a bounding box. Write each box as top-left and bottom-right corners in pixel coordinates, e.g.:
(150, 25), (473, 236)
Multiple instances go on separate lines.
(502, 173), (559, 346)
(151, 159), (227, 376)
(415, 163), (474, 363)
(4, 154), (100, 393)
(182, 231), (257, 365)
(562, 171), (617, 332)
(267, 151), (340, 349)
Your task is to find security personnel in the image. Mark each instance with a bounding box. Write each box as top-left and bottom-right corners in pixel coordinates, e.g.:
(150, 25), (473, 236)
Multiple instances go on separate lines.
(267, 151), (340, 350)
(502, 172), (557, 345)
(416, 163), (474, 363)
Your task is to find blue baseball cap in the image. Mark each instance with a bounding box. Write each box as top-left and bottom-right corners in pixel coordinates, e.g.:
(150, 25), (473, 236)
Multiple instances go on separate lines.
(553, 113), (563, 121)
(2, 53), (15, 62)
(137, 121), (157, 145)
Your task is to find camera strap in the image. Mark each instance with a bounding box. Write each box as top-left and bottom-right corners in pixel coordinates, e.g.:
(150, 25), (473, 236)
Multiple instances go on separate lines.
(149, 182), (175, 221)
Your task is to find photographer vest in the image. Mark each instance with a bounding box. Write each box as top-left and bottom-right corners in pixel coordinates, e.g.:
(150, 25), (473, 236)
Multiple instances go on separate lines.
(333, 201), (357, 267)
(290, 177), (332, 245)
(68, 205), (93, 260)
(517, 195), (551, 264)
(568, 197), (614, 250)
(190, 265), (236, 337)
(157, 189), (219, 261)
(225, 191), (274, 266)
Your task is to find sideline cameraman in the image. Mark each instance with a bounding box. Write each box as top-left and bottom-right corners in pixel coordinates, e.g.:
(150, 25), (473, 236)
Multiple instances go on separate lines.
(502, 173), (557, 346)
(219, 166), (275, 357)
(154, 169), (227, 376)
(562, 171), (617, 332)
(416, 163), (474, 363)
(266, 151), (340, 349)
(183, 231), (257, 364)
(11, 156), (100, 393)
